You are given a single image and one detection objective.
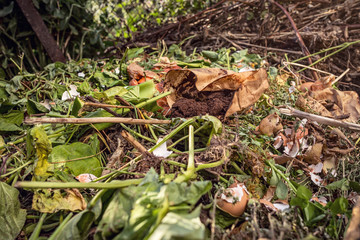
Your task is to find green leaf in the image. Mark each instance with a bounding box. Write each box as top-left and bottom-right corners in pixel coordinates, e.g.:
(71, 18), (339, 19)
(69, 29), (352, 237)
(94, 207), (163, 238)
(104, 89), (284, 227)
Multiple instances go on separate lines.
(330, 197), (349, 215)
(269, 169), (279, 186)
(147, 205), (205, 240)
(93, 71), (123, 88)
(290, 196), (308, 209)
(276, 180), (288, 200)
(49, 142), (102, 177)
(52, 210), (95, 240)
(1, 110), (24, 125)
(96, 186), (144, 239)
(296, 185), (312, 201)
(71, 97), (84, 117)
(27, 99), (50, 115)
(303, 203), (317, 222)
(350, 181), (360, 193)
(0, 118), (22, 131)
(202, 50), (218, 62)
(0, 182), (27, 240)
(166, 181), (212, 205)
(326, 178), (349, 191)
(0, 2), (14, 18)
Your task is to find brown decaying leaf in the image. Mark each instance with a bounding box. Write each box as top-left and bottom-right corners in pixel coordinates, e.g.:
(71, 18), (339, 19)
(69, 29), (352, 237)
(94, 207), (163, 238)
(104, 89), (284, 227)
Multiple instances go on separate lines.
(258, 113), (283, 136)
(164, 68), (269, 117)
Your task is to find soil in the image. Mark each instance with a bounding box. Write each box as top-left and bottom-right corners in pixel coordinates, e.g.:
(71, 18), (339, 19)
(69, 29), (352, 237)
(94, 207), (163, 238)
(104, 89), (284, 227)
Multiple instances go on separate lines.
(170, 90), (235, 118)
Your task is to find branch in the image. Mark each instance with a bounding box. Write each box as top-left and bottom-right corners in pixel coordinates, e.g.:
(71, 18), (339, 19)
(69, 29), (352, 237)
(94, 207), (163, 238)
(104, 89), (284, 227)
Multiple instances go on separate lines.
(279, 107), (360, 131)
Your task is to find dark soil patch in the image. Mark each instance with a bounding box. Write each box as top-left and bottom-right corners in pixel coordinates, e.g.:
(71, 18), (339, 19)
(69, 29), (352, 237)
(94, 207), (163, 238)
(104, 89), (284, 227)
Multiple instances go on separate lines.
(170, 90), (234, 118)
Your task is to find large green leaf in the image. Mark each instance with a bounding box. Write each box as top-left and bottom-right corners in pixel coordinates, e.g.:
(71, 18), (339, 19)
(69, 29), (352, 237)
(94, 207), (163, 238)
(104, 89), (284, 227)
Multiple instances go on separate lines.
(166, 181), (212, 205)
(147, 206), (205, 240)
(52, 210), (95, 240)
(0, 118), (22, 131)
(0, 182), (27, 240)
(48, 142), (102, 177)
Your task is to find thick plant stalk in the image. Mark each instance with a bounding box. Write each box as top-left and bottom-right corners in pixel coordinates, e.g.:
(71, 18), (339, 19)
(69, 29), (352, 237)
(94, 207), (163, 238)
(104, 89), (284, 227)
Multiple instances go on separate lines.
(174, 125), (195, 183)
(15, 178), (142, 189)
(24, 117), (171, 125)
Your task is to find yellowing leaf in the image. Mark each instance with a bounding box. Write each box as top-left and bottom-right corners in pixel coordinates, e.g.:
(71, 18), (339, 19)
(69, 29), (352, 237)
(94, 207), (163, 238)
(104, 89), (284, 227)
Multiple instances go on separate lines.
(32, 188), (86, 213)
(31, 126), (52, 178)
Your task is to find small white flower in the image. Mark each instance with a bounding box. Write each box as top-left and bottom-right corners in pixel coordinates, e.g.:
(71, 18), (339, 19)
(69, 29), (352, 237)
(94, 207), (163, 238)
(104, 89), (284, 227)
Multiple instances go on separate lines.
(62, 85), (80, 100)
(115, 67), (120, 74)
(78, 72), (85, 78)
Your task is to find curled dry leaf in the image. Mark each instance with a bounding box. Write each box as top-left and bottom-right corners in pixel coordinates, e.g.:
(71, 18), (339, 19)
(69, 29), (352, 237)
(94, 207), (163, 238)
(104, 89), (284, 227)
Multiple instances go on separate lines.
(303, 143), (323, 164)
(258, 113), (283, 136)
(164, 68), (269, 117)
(127, 62), (159, 81)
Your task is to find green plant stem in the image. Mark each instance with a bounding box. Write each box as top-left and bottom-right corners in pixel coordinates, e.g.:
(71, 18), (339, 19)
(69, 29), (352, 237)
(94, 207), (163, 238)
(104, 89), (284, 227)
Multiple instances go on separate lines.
(292, 40), (359, 63)
(174, 125), (195, 183)
(266, 160), (297, 193)
(195, 159), (224, 171)
(231, 161), (247, 175)
(48, 213), (73, 240)
(29, 213), (47, 240)
(15, 178), (142, 189)
(1, 160), (33, 178)
(295, 40), (360, 73)
(168, 122), (209, 149)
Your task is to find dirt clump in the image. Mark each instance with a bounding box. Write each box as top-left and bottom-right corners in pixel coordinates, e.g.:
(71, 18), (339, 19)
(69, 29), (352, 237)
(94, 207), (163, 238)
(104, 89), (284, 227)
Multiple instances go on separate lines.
(170, 90), (234, 118)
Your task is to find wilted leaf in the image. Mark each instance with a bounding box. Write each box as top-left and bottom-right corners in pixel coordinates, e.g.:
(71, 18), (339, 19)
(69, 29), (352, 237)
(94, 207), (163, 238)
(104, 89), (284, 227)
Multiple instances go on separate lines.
(0, 182), (27, 240)
(49, 142), (102, 177)
(32, 189), (86, 213)
(31, 126), (52, 177)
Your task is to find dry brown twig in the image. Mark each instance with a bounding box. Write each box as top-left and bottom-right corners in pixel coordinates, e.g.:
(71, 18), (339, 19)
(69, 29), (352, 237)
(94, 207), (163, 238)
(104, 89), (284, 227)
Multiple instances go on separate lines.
(269, 0), (319, 81)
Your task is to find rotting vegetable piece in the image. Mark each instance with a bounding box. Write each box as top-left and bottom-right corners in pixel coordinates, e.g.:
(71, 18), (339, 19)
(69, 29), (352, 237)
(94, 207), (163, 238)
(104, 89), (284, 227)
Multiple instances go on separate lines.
(216, 182), (249, 217)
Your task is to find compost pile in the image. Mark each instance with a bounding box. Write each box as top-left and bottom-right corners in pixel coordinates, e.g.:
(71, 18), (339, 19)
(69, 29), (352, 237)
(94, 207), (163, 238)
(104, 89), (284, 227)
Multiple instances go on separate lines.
(1, 1), (360, 240)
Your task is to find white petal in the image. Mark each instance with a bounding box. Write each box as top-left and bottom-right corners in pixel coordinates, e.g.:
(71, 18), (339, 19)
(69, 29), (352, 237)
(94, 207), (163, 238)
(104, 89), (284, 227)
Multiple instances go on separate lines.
(62, 84), (80, 100)
(273, 203), (290, 211)
(78, 72), (85, 78)
(309, 162), (323, 173)
(152, 138), (173, 158)
(310, 172), (323, 186)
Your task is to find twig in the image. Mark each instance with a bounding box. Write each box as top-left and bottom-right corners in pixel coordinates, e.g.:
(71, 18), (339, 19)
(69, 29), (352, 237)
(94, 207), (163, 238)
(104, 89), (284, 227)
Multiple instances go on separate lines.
(283, 61), (334, 76)
(270, 0), (319, 81)
(215, 32), (302, 55)
(86, 96), (122, 117)
(24, 117), (171, 125)
(120, 130), (152, 157)
(331, 68), (350, 85)
(279, 107), (360, 131)
(84, 102), (134, 109)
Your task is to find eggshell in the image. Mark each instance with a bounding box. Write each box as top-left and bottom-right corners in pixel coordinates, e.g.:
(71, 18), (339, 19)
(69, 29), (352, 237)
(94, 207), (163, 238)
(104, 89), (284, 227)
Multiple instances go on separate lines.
(217, 183), (249, 217)
(258, 113), (283, 136)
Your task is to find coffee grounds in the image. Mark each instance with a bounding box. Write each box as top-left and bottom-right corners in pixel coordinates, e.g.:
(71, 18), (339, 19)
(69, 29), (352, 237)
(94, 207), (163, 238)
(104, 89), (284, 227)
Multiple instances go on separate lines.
(171, 90), (234, 118)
